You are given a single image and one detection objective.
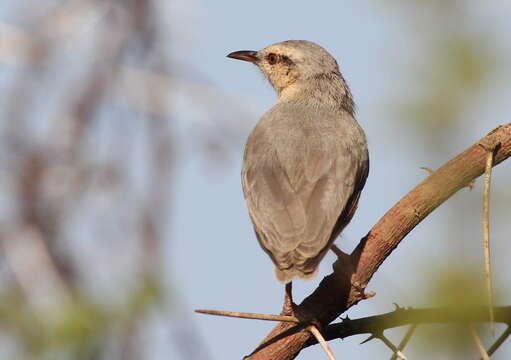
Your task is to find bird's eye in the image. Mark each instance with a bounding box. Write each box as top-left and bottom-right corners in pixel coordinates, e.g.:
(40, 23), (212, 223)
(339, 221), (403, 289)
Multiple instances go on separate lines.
(267, 53), (279, 65)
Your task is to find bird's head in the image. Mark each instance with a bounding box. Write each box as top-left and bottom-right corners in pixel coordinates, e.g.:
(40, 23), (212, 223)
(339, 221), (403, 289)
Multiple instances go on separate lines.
(227, 40), (342, 98)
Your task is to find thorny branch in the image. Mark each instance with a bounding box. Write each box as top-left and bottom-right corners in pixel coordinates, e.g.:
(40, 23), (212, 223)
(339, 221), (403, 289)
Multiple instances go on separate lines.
(244, 123), (511, 360)
(306, 306), (511, 345)
(304, 306), (511, 359)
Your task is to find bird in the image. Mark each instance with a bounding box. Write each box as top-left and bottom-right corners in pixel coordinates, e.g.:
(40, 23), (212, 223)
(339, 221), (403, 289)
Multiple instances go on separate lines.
(227, 40), (369, 307)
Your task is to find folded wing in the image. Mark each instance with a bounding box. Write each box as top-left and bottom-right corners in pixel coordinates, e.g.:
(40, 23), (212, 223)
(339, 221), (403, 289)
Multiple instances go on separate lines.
(242, 104), (368, 283)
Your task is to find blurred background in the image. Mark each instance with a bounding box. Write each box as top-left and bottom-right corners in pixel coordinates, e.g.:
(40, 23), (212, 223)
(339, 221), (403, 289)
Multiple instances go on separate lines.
(0, 0), (510, 359)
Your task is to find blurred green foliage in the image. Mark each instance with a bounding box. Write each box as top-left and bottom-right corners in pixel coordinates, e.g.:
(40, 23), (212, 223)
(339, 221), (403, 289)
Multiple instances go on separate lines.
(410, 266), (496, 358)
(388, 0), (504, 142)
(378, 3), (509, 357)
(0, 277), (162, 359)
(402, 37), (499, 132)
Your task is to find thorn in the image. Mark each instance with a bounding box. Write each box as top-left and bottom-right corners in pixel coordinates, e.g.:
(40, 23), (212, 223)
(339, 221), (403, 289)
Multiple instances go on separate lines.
(365, 291), (376, 299)
(466, 179), (476, 191)
(360, 334), (377, 345)
(420, 166), (435, 175)
(195, 309), (300, 323)
(487, 325), (511, 356)
(393, 303), (402, 311)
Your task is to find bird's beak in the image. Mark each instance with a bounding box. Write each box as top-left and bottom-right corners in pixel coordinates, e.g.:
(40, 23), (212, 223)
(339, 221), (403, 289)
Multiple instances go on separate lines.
(227, 50), (259, 63)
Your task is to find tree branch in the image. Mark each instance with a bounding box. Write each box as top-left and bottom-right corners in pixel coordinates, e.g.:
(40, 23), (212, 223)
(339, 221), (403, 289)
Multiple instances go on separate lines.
(245, 123), (511, 360)
(305, 306), (511, 345)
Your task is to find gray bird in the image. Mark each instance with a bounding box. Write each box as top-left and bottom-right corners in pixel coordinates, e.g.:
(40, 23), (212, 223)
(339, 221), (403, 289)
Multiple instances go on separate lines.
(228, 40), (369, 291)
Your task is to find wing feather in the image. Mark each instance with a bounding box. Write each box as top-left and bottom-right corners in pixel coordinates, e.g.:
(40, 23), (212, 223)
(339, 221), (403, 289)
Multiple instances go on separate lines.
(242, 103), (368, 282)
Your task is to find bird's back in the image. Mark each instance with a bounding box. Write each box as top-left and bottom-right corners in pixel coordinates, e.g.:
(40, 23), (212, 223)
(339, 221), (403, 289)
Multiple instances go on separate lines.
(242, 102), (368, 283)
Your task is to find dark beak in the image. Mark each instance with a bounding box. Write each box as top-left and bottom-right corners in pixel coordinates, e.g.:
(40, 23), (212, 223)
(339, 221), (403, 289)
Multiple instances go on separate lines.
(227, 50), (258, 63)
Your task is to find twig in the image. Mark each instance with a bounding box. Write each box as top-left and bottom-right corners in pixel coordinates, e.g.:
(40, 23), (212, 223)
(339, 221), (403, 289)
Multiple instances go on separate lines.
(379, 334), (407, 360)
(362, 332), (407, 360)
(482, 146), (496, 334)
(195, 309), (299, 323)
(487, 325), (511, 357)
(307, 325), (336, 360)
(420, 166), (434, 175)
(390, 324), (417, 360)
(470, 325), (490, 360)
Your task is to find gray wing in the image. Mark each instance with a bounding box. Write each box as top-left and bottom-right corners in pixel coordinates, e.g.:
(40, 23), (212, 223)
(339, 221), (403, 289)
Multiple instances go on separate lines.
(242, 103), (368, 283)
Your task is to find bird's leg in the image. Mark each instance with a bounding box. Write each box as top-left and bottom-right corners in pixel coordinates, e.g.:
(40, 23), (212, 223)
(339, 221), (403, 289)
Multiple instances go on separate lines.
(283, 282), (315, 322)
(283, 282), (304, 319)
(282, 282), (336, 359)
(282, 282), (295, 316)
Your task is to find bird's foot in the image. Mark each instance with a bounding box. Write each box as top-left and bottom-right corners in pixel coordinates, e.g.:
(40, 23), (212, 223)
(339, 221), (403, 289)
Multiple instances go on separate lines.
(282, 301), (318, 325)
(282, 282), (318, 324)
(281, 283), (334, 358)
